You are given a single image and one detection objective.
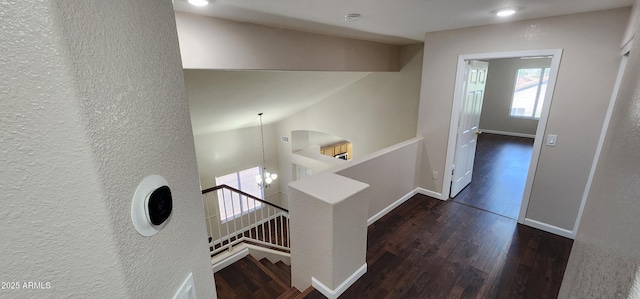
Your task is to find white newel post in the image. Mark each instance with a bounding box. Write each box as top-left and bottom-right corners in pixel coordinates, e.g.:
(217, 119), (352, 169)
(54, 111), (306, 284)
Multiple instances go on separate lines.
(289, 173), (369, 299)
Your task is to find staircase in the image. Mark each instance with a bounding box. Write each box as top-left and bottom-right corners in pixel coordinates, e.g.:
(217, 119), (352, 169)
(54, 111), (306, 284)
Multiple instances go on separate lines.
(214, 255), (318, 299)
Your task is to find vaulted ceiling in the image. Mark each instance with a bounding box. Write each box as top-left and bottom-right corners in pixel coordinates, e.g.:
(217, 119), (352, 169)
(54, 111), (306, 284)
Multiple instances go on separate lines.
(185, 70), (369, 135)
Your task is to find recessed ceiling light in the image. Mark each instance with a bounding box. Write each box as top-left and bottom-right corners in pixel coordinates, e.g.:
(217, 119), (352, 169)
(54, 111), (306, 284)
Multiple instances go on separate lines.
(188, 0), (209, 7)
(345, 13), (361, 22)
(495, 8), (517, 17)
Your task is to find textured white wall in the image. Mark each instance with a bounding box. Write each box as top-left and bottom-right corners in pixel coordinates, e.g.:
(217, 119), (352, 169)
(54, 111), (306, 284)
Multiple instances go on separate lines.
(54, 1), (217, 298)
(0, 1), (129, 298)
(175, 12), (400, 71)
(1, 1), (216, 298)
(479, 58), (551, 135)
(559, 1), (640, 296)
(417, 8), (629, 231)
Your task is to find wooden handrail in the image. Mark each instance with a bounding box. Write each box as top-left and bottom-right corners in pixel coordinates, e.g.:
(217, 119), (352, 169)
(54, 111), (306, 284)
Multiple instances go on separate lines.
(202, 184), (289, 213)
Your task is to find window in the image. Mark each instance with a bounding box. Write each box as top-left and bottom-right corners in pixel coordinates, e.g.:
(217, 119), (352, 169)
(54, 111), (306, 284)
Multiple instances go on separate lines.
(215, 166), (264, 222)
(510, 68), (550, 119)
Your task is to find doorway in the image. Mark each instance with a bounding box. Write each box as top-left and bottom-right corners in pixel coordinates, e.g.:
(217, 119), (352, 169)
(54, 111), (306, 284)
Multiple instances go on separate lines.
(444, 49), (563, 223)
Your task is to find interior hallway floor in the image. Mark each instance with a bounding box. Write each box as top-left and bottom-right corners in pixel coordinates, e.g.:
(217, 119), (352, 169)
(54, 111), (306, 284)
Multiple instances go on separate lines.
(305, 194), (573, 298)
(452, 133), (534, 219)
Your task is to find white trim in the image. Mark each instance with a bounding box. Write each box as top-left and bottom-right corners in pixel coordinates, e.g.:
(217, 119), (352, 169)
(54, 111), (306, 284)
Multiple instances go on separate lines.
(416, 187), (446, 201)
(622, 38), (633, 56)
(211, 243), (291, 273)
(312, 264), (367, 299)
(442, 49), (562, 223)
(367, 187), (446, 226)
(244, 243), (291, 266)
(367, 189), (417, 225)
(479, 129), (535, 139)
(517, 49), (563, 224)
(523, 218), (574, 239)
(572, 53), (629, 238)
(441, 49), (563, 224)
(211, 247), (249, 273)
(442, 55), (468, 200)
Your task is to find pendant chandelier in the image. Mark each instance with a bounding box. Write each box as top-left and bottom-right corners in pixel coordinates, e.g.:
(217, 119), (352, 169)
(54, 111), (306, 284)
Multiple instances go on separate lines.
(255, 113), (277, 189)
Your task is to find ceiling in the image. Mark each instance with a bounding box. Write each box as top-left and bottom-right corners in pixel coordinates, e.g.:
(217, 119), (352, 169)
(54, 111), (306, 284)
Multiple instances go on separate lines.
(177, 0), (632, 135)
(173, 0), (632, 45)
(185, 70), (369, 135)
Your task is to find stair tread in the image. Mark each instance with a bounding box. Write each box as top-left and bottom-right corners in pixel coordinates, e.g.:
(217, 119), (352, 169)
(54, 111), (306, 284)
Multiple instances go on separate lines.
(275, 260), (290, 272)
(260, 258), (292, 288)
(276, 287), (301, 299)
(247, 255), (290, 291)
(296, 286), (320, 299)
(214, 256), (288, 298)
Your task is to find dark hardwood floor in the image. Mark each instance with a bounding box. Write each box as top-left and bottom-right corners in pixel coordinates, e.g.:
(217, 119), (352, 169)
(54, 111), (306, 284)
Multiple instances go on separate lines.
(452, 133), (534, 219)
(215, 255), (291, 299)
(305, 194), (573, 299)
(215, 194), (573, 298)
(215, 142), (574, 299)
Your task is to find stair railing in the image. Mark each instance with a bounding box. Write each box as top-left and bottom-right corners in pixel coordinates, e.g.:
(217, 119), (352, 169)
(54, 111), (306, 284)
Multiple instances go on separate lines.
(201, 184), (290, 257)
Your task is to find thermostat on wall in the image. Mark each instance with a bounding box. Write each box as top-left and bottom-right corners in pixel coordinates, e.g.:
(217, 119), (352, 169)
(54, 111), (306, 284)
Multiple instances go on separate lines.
(132, 175), (173, 236)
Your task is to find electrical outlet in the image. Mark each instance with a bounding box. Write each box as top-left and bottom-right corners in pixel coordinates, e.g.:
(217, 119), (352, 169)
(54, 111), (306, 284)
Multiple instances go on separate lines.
(173, 273), (196, 299)
(432, 171), (438, 180)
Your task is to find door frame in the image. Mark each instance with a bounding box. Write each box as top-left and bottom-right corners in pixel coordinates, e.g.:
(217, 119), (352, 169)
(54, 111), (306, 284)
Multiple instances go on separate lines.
(443, 49), (563, 224)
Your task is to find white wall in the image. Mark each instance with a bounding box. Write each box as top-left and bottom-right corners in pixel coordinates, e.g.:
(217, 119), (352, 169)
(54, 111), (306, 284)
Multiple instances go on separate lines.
(417, 8), (629, 231)
(0, 1), (217, 298)
(175, 12), (400, 71)
(335, 138), (423, 220)
(559, 1), (640, 296)
(277, 44), (424, 206)
(309, 131), (347, 148)
(289, 172), (369, 292)
(0, 1), (129, 297)
(193, 124), (282, 204)
(479, 58), (551, 135)
(289, 137), (423, 293)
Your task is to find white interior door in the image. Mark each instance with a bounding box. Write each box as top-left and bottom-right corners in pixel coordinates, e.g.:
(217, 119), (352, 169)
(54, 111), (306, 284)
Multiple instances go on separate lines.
(451, 60), (488, 197)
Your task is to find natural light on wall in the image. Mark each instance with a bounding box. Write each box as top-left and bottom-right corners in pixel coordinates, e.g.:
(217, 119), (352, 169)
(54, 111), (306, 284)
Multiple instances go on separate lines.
(215, 166), (264, 222)
(510, 68), (550, 119)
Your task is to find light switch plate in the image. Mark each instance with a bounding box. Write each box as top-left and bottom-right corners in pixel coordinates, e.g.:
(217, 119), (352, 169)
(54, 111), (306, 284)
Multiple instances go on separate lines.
(173, 272), (196, 299)
(546, 134), (558, 147)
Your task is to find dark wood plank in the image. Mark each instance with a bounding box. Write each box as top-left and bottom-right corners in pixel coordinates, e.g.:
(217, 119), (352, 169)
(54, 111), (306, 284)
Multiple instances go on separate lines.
(301, 194), (573, 299)
(260, 258), (291, 288)
(452, 133), (534, 219)
(214, 256), (287, 299)
(216, 185), (572, 299)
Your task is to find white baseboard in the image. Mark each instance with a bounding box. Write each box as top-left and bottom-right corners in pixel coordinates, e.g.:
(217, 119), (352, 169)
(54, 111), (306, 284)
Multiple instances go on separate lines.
(367, 188), (447, 226)
(211, 247), (249, 273)
(523, 218), (575, 239)
(416, 187), (446, 201)
(312, 263), (367, 299)
(244, 243), (291, 266)
(480, 129), (535, 139)
(211, 242), (292, 273)
(367, 189), (417, 226)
